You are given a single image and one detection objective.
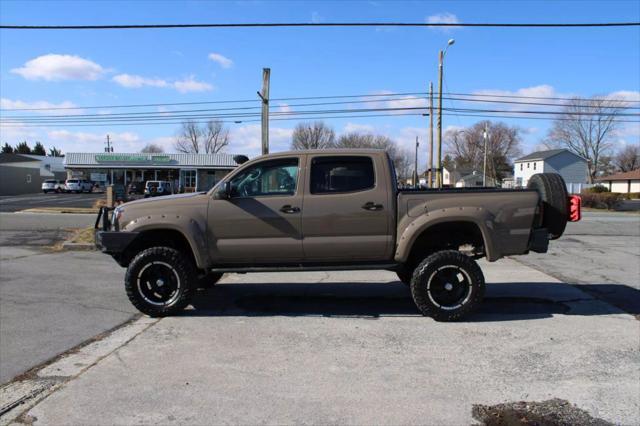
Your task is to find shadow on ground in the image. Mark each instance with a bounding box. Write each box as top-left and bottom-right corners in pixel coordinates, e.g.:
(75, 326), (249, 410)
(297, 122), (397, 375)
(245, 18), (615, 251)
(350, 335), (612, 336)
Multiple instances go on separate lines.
(187, 281), (638, 321)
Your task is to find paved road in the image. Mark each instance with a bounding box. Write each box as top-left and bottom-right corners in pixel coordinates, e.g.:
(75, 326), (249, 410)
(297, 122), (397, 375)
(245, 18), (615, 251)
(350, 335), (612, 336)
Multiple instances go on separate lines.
(0, 248), (137, 384)
(9, 261), (639, 425)
(516, 211), (640, 316)
(0, 192), (103, 212)
(0, 212), (96, 247)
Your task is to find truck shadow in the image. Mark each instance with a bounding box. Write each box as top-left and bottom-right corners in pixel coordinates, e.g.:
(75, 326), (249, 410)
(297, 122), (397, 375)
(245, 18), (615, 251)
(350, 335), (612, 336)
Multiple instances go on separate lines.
(186, 281), (638, 321)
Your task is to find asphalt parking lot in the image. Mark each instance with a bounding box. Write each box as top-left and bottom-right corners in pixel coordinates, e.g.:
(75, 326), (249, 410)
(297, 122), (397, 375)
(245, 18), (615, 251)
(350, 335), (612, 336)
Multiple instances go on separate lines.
(0, 210), (638, 424)
(0, 192), (104, 212)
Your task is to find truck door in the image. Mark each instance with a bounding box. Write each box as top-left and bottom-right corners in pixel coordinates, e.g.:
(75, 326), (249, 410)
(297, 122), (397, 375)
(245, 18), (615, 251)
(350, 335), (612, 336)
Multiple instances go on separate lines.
(207, 156), (304, 263)
(302, 154), (392, 261)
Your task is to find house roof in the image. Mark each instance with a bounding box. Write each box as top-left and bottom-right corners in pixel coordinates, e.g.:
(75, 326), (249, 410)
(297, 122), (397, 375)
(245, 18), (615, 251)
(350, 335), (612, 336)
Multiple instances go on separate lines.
(596, 169), (640, 181)
(64, 152), (240, 169)
(0, 153), (43, 164)
(514, 148), (586, 163)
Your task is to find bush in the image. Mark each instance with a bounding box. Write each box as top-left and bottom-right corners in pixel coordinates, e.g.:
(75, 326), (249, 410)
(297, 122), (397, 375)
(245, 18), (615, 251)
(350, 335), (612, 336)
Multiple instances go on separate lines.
(580, 192), (623, 209)
(625, 192), (640, 200)
(586, 185), (610, 193)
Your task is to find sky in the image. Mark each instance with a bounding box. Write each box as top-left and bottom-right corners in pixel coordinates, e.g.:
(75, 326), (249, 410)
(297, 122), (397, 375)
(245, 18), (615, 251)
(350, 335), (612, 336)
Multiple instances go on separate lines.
(1, 0), (639, 168)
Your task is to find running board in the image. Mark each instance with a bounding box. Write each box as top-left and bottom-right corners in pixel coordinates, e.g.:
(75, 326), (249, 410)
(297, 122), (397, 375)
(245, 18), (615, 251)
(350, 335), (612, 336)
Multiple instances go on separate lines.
(208, 263), (400, 273)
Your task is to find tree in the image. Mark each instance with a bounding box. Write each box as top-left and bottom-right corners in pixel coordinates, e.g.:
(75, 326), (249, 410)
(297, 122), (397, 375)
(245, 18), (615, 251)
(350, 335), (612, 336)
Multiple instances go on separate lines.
(614, 145), (640, 172)
(1, 143), (13, 154)
(15, 141), (31, 154)
(48, 147), (63, 157)
(140, 143), (164, 153)
(290, 121), (335, 150)
(32, 142), (46, 156)
(445, 121), (522, 183)
(545, 96), (622, 182)
(335, 132), (412, 179)
(174, 120), (229, 154)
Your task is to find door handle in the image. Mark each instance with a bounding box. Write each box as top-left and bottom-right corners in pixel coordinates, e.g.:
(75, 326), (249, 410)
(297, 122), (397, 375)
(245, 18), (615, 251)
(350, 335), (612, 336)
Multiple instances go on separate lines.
(280, 205), (301, 214)
(362, 201), (383, 211)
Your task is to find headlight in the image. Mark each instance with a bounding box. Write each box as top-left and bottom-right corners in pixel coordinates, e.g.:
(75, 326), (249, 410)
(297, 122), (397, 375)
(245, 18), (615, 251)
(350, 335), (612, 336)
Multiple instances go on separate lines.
(112, 206), (124, 229)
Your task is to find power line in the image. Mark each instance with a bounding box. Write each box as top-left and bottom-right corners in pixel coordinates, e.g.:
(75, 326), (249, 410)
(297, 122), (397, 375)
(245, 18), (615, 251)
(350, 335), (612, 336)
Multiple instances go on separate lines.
(444, 91), (640, 104)
(1, 22), (638, 30)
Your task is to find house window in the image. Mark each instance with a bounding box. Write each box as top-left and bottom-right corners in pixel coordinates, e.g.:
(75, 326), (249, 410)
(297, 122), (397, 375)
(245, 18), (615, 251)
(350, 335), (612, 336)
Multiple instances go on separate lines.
(533, 162), (537, 170)
(26, 174), (32, 183)
(181, 169), (196, 188)
(520, 164), (523, 171)
(527, 163), (530, 169)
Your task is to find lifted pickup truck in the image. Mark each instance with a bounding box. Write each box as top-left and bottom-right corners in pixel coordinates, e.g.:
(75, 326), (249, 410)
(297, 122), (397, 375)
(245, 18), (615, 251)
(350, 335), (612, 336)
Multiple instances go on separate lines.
(96, 149), (580, 321)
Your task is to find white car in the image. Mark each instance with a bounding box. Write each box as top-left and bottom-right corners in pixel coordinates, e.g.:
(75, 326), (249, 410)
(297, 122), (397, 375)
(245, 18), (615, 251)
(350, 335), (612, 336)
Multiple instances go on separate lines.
(42, 179), (66, 193)
(65, 179), (93, 193)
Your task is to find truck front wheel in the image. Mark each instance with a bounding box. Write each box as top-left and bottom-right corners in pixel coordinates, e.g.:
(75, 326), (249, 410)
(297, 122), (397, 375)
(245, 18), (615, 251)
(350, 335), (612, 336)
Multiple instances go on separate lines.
(410, 250), (485, 321)
(125, 247), (196, 317)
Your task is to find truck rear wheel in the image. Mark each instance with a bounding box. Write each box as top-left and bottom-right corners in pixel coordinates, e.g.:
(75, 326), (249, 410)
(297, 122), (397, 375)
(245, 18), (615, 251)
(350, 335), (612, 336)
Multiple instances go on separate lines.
(527, 173), (569, 239)
(410, 250), (485, 321)
(125, 247), (196, 317)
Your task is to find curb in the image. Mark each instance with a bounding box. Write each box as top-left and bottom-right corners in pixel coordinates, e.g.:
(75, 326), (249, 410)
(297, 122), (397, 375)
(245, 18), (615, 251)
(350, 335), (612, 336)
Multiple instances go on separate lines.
(60, 242), (96, 251)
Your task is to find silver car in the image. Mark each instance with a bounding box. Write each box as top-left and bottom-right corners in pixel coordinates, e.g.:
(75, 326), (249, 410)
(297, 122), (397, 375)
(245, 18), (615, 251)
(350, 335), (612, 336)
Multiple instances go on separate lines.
(41, 179), (65, 193)
(65, 179), (93, 193)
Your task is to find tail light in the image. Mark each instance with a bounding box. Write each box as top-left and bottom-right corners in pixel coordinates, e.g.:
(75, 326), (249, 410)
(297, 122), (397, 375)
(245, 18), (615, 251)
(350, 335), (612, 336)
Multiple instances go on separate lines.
(568, 195), (581, 222)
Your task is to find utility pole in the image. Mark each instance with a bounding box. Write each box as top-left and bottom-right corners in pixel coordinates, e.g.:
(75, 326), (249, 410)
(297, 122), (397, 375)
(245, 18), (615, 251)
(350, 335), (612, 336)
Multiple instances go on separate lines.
(105, 134), (113, 153)
(436, 49), (444, 188)
(257, 68), (270, 155)
(414, 136), (420, 188)
(428, 82), (434, 188)
(482, 122), (489, 187)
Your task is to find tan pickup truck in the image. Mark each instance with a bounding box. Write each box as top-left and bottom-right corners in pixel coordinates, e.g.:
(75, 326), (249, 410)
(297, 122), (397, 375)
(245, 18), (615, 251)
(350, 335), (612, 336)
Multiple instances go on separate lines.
(96, 149), (580, 321)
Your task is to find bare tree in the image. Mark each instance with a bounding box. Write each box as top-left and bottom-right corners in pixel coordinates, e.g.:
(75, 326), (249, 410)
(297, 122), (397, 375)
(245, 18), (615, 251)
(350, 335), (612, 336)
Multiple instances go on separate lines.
(174, 120), (229, 154)
(290, 121), (335, 150)
(140, 143), (164, 153)
(545, 97), (622, 182)
(336, 132), (409, 176)
(394, 148), (413, 182)
(204, 120), (230, 154)
(614, 144), (640, 172)
(445, 121), (521, 182)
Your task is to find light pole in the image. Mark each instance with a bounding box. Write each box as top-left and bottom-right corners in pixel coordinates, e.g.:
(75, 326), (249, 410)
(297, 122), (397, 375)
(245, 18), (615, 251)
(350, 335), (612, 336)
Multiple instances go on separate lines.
(436, 38), (455, 188)
(482, 122), (488, 187)
(414, 136), (419, 188)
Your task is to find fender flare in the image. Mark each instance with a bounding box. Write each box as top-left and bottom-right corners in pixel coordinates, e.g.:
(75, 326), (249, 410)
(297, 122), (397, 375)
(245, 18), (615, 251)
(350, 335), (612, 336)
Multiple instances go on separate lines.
(394, 207), (498, 262)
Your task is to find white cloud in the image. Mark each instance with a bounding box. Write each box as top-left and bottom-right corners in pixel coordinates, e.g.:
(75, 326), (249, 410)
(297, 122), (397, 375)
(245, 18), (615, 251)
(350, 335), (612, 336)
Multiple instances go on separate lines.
(0, 98), (81, 115)
(112, 74), (168, 88)
(425, 12), (460, 32)
(311, 11), (324, 23)
(173, 76), (214, 93)
(229, 124), (293, 156)
(46, 130), (142, 152)
(208, 53), (233, 68)
(607, 90), (640, 102)
(343, 122), (375, 133)
(365, 91), (428, 114)
(0, 122), (40, 142)
(11, 54), (105, 81)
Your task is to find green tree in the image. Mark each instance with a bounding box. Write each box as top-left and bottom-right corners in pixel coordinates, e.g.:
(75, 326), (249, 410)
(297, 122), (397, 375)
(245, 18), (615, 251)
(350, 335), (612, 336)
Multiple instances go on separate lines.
(1, 143), (13, 154)
(48, 147), (63, 157)
(15, 141), (31, 154)
(32, 142), (47, 156)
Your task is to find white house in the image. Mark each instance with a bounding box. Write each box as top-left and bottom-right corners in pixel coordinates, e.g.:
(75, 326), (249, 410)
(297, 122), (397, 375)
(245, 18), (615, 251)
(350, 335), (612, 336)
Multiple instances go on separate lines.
(514, 149), (588, 188)
(596, 169), (640, 194)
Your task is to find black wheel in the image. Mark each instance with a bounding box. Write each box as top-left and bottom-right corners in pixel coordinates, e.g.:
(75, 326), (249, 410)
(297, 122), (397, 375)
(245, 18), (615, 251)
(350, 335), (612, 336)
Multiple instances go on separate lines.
(197, 272), (224, 289)
(410, 250), (485, 321)
(527, 173), (568, 239)
(125, 247), (196, 317)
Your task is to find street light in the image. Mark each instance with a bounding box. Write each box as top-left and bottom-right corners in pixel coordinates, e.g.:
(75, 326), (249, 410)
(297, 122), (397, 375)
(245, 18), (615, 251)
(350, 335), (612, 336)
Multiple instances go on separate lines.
(436, 38), (455, 188)
(482, 123), (488, 187)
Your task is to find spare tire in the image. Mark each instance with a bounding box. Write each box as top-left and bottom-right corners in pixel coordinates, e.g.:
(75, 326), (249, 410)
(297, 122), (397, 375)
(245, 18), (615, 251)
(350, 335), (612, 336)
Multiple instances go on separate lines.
(527, 173), (568, 239)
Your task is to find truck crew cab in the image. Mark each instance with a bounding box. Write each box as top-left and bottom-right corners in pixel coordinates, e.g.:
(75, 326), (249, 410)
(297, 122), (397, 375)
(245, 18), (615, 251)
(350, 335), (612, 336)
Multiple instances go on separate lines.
(96, 149), (580, 321)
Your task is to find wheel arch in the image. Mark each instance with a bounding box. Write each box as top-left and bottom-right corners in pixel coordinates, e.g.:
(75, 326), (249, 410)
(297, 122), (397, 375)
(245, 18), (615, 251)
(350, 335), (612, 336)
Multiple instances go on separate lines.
(118, 227), (205, 270)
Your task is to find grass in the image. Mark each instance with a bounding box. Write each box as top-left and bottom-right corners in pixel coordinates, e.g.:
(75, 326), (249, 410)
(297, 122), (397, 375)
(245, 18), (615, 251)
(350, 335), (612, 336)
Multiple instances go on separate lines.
(69, 226), (96, 244)
(20, 207), (98, 214)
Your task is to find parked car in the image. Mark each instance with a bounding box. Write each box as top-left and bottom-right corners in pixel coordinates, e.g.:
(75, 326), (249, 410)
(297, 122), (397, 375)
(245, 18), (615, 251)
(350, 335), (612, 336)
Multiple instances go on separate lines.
(144, 181), (173, 198)
(127, 181), (145, 195)
(65, 179), (93, 193)
(96, 149), (581, 320)
(41, 179), (65, 193)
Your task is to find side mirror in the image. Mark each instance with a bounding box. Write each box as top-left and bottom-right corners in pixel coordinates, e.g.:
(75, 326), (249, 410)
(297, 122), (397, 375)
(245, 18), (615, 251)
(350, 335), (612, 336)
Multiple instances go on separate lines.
(222, 181), (232, 199)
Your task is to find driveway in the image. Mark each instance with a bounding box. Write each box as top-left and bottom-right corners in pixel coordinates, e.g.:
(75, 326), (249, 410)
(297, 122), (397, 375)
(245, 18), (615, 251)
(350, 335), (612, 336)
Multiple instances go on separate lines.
(0, 192), (103, 212)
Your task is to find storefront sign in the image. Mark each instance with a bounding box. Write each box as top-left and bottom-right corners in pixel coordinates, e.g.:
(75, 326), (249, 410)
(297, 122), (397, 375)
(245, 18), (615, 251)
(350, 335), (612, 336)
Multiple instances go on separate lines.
(95, 154), (172, 164)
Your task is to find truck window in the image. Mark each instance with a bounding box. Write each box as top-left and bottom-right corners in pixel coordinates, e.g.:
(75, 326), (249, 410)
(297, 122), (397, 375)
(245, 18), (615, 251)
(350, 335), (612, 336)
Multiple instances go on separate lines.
(310, 156), (375, 194)
(231, 158), (299, 197)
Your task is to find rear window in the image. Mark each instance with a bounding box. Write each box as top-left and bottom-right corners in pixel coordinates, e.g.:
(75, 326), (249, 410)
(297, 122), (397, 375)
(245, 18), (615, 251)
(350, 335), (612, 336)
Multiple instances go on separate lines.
(44, 180), (56, 183)
(310, 156), (375, 194)
(67, 179), (78, 183)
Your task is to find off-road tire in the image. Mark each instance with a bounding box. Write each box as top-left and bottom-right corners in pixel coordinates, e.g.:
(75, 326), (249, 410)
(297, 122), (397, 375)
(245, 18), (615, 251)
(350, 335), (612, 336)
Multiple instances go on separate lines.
(125, 247), (196, 317)
(527, 173), (568, 239)
(410, 250), (485, 321)
(197, 272), (224, 289)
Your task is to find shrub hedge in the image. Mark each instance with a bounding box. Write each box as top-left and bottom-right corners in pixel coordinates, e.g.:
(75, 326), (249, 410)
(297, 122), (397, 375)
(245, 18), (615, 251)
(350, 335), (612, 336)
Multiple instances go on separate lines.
(579, 191), (624, 209)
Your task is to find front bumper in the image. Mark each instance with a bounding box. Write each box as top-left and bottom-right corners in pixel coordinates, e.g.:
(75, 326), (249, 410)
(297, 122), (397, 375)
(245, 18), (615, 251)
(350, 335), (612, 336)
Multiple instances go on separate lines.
(94, 206), (138, 254)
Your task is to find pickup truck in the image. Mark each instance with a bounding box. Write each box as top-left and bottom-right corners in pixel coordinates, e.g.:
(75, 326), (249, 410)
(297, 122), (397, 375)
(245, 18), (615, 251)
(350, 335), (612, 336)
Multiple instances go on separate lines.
(95, 149), (580, 321)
